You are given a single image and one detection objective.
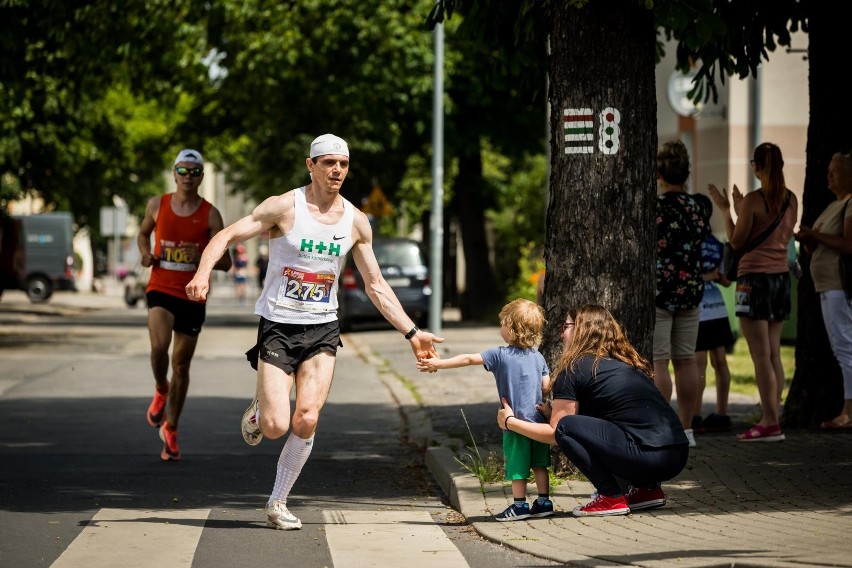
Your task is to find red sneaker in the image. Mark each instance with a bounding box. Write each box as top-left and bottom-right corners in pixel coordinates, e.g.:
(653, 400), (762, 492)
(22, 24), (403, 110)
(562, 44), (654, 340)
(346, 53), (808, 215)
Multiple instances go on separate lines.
(159, 422), (181, 461)
(572, 493), (629, 517)
(147, 388), (168, 428)
(626, 486), (667, 511)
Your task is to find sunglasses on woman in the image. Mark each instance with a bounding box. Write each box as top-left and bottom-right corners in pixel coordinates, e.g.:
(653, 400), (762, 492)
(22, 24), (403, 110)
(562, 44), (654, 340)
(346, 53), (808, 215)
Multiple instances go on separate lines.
(561, 322), (575, 332)
(175, 166), (203, 177)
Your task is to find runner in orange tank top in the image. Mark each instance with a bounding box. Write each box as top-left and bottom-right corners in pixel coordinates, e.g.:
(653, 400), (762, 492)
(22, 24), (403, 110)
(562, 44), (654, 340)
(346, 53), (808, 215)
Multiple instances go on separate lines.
(137, 148), (232, 461)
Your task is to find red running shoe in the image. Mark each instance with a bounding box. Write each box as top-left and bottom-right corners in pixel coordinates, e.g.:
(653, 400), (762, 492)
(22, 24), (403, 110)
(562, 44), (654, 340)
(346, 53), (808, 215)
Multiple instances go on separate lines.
(572, 493), (629, 517)
(147, 388), (168, 428)
(626, 486), (667, 511)
(159, 422), (181, 461)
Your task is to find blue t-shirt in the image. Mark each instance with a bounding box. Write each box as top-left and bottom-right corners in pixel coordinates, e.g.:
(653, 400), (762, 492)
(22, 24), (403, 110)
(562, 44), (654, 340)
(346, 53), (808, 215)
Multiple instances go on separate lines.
(699, 234), (728, 322)
(481, 345), (549, 423)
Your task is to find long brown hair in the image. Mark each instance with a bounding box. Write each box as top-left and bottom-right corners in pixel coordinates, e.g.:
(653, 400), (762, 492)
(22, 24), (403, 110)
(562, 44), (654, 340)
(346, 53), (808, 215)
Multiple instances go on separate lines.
(753, 142), (787, 213)
(547, 304), (653, 395)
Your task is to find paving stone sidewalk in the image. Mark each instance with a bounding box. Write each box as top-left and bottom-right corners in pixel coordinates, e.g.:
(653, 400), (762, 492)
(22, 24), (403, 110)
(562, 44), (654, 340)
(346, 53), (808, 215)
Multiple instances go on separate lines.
(347, 323), (852, 568)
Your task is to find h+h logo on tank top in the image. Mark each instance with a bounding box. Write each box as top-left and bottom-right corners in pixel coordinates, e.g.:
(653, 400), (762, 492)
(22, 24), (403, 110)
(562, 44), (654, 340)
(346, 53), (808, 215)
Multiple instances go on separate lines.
(300, 239), (342, 257)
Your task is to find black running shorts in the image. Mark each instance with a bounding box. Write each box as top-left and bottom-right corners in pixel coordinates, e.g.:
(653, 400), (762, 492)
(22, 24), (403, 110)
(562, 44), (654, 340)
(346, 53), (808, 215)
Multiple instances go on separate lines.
(245, 317), (342, 375)
(146, 290), (206, 337)
(695, 316), (735, 352)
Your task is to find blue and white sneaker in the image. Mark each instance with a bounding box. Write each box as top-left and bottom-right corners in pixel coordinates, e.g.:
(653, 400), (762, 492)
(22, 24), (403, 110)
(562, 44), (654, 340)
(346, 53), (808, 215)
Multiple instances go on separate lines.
(494, 502), (530, 522)
(530, 499), (554, 518)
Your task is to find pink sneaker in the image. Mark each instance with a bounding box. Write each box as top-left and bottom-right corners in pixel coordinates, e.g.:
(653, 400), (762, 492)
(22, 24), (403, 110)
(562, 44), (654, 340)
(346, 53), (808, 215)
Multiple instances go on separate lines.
(737, 423), (785, 442)
(572, 493), (629, 517)
(147, 388), (168, 428)
(626, 486), (667, 511)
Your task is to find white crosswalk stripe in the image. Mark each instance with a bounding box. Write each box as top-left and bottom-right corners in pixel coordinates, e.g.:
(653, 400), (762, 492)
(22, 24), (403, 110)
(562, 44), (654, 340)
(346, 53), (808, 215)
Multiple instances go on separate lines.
(50, 508), (209, 568)
(323, 510), (469, 568)
(47, 508), (469, 567)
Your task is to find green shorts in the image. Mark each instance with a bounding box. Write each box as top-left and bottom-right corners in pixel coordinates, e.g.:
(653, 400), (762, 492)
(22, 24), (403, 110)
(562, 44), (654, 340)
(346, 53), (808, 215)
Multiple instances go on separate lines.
(502, 430), (551, 480)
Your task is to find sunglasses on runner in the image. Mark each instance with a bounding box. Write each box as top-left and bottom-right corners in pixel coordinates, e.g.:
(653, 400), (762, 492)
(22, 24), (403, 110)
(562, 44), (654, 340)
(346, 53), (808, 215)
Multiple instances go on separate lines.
(175, 166), (203, 177)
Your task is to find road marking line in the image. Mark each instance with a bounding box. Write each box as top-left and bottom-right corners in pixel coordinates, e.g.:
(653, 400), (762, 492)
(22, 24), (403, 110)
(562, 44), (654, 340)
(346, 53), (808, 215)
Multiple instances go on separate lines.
(323, 510), (468, 567)
(50, 508), (209, 568)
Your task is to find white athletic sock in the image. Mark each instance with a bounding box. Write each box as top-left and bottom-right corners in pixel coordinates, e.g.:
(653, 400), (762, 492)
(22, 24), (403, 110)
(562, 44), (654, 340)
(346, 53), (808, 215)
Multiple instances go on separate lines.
(268, 432), (314, 505)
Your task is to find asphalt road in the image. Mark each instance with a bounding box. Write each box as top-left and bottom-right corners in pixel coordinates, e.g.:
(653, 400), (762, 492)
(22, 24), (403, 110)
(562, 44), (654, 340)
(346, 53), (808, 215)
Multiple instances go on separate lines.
(0, 290), (558, 568)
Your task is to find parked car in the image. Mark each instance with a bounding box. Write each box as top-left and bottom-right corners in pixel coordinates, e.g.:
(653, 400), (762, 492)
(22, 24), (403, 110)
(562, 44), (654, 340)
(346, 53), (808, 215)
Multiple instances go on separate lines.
(337, 238), (431, 331)
(123, 263), (150, 307)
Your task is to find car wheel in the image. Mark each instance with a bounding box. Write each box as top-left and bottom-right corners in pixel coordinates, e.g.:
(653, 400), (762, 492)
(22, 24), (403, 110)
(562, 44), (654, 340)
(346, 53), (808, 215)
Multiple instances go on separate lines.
(26, 275), (53, 303)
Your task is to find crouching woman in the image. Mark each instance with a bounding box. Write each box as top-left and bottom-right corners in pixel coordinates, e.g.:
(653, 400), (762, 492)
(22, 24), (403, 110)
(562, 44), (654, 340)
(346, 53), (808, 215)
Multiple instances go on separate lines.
(497, 304), (689, 517)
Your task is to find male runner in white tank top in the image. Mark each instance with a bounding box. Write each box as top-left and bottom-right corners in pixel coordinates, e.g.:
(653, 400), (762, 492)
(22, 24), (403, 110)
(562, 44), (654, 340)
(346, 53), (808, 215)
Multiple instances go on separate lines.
(186, 134), (444, 530)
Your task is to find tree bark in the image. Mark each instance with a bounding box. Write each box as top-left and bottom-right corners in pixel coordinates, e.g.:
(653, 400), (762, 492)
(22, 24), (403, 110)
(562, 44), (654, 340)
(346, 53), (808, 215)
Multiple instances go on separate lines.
(541, 0), (658, 367)
(783, 2), (850, 427)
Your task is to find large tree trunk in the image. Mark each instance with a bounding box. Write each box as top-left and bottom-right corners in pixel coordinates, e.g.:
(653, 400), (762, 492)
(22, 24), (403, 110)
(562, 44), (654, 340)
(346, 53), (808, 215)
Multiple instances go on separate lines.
(541, 0), (658, 367)
(783, 3), (850, 427)
(453, 144), (502, 321)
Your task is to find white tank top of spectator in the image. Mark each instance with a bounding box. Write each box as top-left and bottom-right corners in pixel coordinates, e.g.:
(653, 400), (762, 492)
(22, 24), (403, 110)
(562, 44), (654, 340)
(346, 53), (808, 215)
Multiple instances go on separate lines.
(255, 186), (355, 325)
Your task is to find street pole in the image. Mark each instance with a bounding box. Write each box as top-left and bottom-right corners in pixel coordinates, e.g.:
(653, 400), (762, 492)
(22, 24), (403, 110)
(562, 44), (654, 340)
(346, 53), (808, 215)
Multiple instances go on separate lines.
(113, 207), (120, 284)
(428, 2), (444, 335)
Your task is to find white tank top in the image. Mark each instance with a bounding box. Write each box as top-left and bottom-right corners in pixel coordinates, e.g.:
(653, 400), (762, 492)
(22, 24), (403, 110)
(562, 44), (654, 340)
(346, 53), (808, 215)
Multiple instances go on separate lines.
(255, 186), (355, 324)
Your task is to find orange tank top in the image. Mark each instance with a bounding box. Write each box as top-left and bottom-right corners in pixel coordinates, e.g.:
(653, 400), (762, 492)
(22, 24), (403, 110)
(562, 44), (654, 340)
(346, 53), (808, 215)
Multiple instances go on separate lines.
(146, 193), (213, 301)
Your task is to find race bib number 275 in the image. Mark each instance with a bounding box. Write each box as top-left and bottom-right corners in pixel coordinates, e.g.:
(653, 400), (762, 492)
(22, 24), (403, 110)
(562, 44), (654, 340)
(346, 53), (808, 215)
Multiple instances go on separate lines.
(274, 267), (335, 313)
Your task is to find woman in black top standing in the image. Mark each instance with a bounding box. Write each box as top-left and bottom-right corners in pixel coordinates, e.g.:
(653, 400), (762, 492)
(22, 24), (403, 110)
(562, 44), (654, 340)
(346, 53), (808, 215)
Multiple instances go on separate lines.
(497, 304), (689, 517)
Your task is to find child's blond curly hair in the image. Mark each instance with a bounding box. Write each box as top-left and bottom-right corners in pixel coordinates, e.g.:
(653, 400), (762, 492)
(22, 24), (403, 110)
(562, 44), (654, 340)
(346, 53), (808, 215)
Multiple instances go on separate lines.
(499, 298), (545, 348)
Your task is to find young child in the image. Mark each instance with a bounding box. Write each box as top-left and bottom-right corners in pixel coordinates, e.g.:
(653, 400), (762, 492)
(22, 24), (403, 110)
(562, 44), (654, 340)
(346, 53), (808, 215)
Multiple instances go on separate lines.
(693, 233), (735, 434)
(417, 298), (553, 521)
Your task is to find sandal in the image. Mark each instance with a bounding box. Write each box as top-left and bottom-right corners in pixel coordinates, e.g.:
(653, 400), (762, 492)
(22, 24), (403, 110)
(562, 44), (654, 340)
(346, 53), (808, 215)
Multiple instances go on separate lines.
(820, 417), (852, 430)
(737, 423), (785, 442)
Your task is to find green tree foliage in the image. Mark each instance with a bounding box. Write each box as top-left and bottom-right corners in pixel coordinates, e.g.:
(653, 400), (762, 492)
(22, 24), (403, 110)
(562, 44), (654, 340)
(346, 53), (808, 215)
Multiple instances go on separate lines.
(198, 0), (438, 207)
(0, 0), (210, 232)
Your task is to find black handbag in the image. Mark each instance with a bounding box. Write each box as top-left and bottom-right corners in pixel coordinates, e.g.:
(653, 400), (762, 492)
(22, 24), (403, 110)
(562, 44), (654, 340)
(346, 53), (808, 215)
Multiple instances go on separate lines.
(722, 191), (791, 281)
(721, 243), (743, 281)
(838, 200), (852, 298)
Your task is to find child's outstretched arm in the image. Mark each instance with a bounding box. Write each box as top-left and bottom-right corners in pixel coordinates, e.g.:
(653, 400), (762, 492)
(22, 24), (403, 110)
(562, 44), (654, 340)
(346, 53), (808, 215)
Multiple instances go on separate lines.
(417, 352), (483, 373)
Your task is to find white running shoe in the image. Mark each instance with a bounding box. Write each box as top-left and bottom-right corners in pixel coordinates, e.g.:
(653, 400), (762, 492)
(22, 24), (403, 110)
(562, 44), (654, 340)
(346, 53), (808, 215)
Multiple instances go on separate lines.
(685, 428), (697, 448)
(265, 500), (302, 530)
(241, 397), (263, 446)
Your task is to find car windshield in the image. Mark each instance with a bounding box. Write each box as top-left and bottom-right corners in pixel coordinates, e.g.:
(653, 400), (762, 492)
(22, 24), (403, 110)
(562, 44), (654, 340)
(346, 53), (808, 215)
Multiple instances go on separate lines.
(374, 242), (423, 267)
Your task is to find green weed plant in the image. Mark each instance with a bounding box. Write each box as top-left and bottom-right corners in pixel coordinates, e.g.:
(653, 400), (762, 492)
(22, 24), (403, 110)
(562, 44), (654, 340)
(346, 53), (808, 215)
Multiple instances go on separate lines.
(454, 409), (571, 489)
(454, 409), (504, 487)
